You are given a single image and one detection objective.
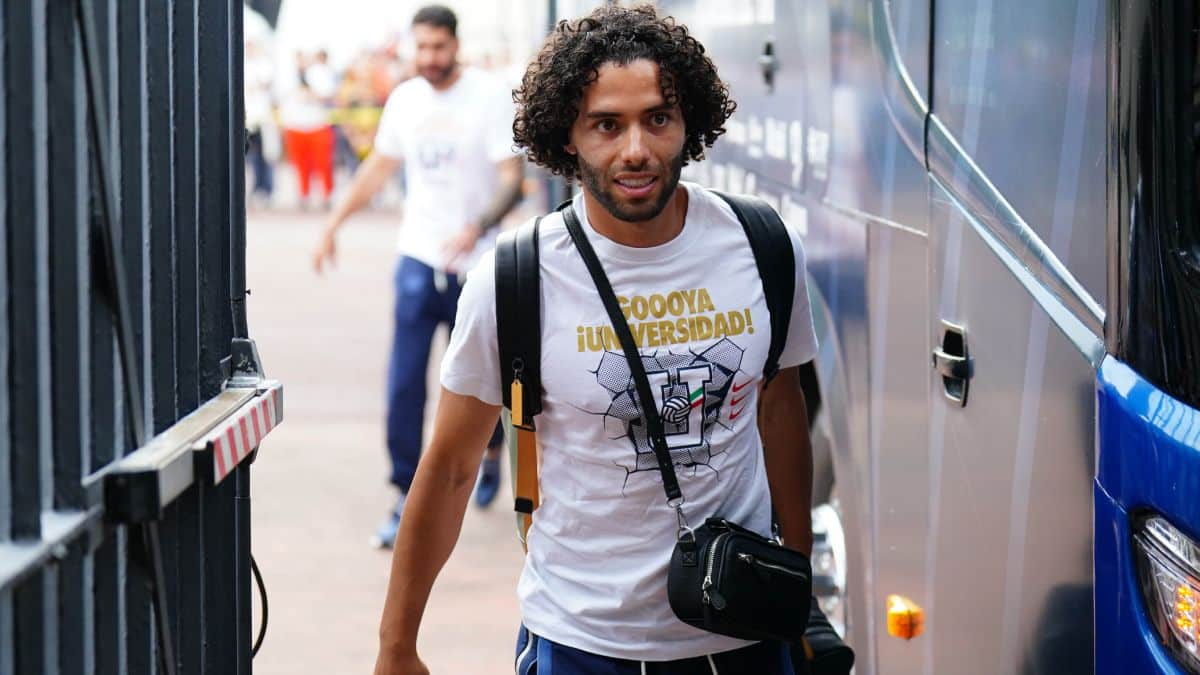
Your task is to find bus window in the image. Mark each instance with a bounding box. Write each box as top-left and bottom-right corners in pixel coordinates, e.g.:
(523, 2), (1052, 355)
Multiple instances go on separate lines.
(931, 1), (1107, 307)
(1185, 22), (1200, 279)
(1114, 0), (1200, 409)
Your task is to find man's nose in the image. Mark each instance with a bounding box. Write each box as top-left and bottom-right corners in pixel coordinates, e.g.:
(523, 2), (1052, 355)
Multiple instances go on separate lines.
(620, 125), (650, 167)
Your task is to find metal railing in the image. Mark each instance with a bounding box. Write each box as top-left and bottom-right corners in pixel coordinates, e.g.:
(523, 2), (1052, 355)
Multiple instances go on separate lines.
(0, 1), (277, 673)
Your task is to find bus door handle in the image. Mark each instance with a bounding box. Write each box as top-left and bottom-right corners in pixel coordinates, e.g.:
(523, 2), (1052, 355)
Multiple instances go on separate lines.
(759, 39), (778, 91)
(932, 321), (972, 406)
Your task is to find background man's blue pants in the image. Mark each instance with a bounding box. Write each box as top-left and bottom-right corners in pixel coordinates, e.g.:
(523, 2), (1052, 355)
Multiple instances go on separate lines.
(386, 256), (502, 491)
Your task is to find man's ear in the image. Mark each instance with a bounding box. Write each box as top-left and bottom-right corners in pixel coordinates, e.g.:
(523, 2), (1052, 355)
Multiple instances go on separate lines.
(564, 143), (577, 156)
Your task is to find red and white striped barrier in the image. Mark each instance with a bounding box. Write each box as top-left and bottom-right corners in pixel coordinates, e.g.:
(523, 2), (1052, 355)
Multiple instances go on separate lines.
(197, 383), (283, 484)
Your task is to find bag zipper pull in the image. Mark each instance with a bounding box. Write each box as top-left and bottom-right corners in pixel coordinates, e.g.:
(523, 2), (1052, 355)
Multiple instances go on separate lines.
(702, 576), (727, 610)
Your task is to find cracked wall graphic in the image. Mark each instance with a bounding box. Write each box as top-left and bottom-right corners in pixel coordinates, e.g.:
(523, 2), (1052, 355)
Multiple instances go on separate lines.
(592, 337), (747, 476)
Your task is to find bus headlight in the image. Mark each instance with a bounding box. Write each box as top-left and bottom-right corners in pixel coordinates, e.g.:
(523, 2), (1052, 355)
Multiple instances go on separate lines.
(1135, 515), (1200, 672)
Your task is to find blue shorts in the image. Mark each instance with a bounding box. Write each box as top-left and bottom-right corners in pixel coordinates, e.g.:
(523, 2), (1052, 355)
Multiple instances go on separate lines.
(514, 625), (796, 675)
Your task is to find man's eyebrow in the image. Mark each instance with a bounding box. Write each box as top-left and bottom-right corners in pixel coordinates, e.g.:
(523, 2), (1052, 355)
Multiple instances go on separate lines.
(583, 104), (675, 119)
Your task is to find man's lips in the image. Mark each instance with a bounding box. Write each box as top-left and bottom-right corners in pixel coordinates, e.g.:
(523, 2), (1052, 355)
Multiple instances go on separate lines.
(612, 174), (658, 198)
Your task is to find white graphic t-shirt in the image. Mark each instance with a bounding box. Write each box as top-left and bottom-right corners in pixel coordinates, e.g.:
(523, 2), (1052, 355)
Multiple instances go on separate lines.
(374, 67), (516, 270)
(440, 183), (819, 661)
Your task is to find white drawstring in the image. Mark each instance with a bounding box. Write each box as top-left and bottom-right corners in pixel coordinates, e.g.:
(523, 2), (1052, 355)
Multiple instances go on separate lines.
(638, 653), (718, 674)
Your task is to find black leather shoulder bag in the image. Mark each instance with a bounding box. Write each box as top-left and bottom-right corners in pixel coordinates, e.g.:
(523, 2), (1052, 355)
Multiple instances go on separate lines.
(560, 205), (812, 643)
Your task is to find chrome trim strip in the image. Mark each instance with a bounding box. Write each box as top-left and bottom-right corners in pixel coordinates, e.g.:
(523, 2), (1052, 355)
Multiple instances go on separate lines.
(932, 176), (1106, 367)
(822, 199), (928, 239)
(870, 0), (929, 162)
(927, 116), (1106, 337)
(870, 0), (1105, 341)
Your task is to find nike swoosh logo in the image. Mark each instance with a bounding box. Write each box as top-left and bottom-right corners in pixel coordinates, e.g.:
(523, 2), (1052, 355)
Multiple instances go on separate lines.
(731, 379), (752, 393)
(730, 393), (747, 407)
(730, 407), (746, 420)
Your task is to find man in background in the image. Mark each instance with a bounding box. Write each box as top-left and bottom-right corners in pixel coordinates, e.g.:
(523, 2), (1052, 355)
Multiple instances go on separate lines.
(312, 4), (523, 547)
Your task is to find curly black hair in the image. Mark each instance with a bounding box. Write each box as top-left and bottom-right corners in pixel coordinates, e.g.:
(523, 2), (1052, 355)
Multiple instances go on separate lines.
(513, 4), (736, 178)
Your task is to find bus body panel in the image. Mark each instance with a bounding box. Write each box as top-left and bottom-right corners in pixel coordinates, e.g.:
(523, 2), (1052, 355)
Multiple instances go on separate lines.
(1095, 357), (1199, 674)
(924, 180), (1096, 675)
(1094, 485), (1184, 675)
(573, 0), (1200, 672)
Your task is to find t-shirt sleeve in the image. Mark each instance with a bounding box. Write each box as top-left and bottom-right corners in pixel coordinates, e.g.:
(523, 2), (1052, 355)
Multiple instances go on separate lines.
(440, 251), (504, 406)
(372, 86), (407, 160)
(485, 81), (518, 164)
(778, 227), (820, 369)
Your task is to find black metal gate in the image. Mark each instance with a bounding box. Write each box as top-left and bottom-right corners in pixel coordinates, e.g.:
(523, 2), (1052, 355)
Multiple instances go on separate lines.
(0, 1), (276, 673)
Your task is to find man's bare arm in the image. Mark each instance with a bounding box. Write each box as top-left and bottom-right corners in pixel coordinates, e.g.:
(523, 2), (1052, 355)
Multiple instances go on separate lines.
(478, 157), (526, 231)
(443, 156), (525, 266)
(375, 387), (501, 671)
(313, 152), (402, 273)
(758, 365), (814, 554)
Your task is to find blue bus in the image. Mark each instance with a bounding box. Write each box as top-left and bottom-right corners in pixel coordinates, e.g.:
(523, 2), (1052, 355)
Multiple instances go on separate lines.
(577, 0), (1200, 672)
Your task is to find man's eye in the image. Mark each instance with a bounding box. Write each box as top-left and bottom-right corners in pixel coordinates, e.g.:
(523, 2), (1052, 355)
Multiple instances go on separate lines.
(596, 120), (617, 132)
(651, 113), (670, 126)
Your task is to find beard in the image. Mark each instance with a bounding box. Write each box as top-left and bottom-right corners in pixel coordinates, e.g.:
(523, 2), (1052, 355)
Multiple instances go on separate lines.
(577, 149), (685, 223)
(418, 62), (456, 87)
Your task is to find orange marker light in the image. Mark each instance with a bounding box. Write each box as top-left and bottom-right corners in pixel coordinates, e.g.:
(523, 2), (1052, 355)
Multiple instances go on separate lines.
(1175, 584), (1200, 640)
(887, 594), (925, 640)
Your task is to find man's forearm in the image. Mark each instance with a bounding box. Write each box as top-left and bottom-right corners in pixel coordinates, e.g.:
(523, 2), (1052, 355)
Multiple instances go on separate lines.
(476, 160), (525, 231)
(376, 389), (501, 659)
(377, 448), (477, 656)
(758, 367), (814, 554)
(327, 152), (399, 232)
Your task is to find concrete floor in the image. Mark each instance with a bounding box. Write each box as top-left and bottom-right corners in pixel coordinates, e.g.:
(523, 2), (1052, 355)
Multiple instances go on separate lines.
(245, 207), (524, 674)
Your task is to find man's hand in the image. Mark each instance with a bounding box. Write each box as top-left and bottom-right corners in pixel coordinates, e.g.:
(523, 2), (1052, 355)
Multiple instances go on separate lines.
(442, 157), (525, 270)
(442, 222), (482, 272)
(312, 227), (338, 274)
(373, 650), (429, 675)
(312, 152), (402, 275)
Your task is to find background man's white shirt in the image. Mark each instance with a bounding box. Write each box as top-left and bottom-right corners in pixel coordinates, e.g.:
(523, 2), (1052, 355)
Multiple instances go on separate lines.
(374, 67), (517, 270)
(441, 184), (819, 660)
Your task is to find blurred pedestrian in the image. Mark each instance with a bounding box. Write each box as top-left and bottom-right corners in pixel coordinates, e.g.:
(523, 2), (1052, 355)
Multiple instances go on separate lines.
(312, 5), (524, 548)
(305, 49), (338, 102)
(244, 38), (277, 207)
(280, 69), (335, 209)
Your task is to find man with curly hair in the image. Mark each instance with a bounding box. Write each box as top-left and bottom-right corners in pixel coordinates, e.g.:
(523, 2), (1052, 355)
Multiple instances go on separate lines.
(375, 6), (818, 673)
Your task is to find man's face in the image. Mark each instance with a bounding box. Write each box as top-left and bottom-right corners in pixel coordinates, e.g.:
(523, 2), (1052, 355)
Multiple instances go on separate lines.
(567, 59), (686, 223)
(412, 23), (457, 87)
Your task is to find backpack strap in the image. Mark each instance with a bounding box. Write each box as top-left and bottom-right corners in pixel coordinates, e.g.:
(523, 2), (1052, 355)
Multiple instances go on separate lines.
(710, 190), (795, 384)
(495, 217), (542, 548)
(496, 217), (543, 427)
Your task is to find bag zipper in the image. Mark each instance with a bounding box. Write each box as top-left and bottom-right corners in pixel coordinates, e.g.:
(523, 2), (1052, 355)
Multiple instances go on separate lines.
(701, 532), (731, 610)
(736, 552), (808, 580)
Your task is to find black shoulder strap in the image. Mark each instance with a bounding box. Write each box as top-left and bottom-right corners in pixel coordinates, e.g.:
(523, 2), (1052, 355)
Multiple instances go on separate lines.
(560, 206), (684, 503)
(711, 190), (795, 383)
(495, 217), (542, 426)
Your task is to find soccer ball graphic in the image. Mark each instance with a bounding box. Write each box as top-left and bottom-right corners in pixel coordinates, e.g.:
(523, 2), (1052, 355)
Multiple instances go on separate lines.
(661, 395), (692, 425)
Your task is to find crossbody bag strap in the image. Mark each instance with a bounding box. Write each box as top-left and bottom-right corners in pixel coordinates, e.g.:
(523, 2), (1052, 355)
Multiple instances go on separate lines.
(560, 206), (683, 505)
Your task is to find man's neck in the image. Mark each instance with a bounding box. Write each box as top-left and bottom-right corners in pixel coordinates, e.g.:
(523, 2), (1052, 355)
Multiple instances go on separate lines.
(581, 185), (689, 249)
